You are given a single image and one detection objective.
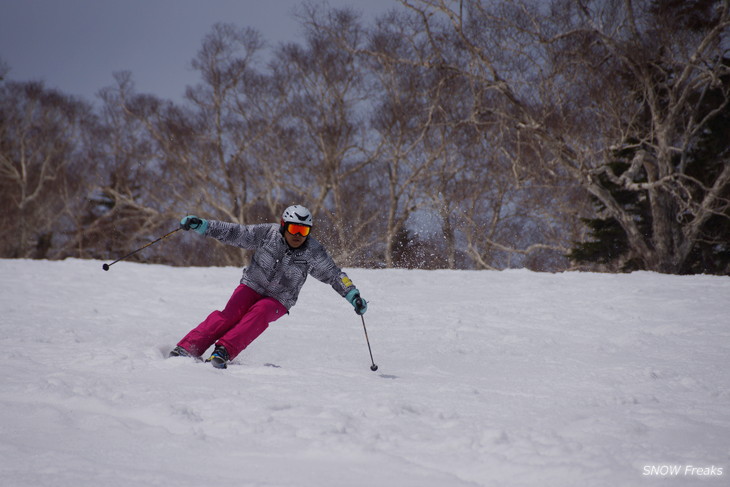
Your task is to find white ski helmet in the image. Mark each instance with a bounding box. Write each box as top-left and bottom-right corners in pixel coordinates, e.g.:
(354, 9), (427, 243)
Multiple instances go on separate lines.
(281, 205), (313, 226)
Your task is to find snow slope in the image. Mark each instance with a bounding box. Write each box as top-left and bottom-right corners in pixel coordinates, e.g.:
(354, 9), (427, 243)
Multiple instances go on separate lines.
(1, 258), (728, 486)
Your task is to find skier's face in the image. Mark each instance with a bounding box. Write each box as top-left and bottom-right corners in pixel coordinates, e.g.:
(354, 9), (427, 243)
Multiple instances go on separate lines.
(284, 226), (309, 248)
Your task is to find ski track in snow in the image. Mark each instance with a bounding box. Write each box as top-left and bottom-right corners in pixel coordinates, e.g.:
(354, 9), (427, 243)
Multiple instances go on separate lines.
(1, 259), (729, 486)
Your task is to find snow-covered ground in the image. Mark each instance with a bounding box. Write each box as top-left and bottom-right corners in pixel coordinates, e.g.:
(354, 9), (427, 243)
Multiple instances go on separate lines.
(1, 258), (728, 486)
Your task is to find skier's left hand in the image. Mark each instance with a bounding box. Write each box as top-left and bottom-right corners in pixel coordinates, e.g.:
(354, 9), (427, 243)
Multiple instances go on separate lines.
(346, 289), (368, 315)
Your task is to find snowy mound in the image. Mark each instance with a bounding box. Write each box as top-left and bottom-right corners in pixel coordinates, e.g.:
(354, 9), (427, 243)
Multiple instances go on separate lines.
(1, 259), (728, 486)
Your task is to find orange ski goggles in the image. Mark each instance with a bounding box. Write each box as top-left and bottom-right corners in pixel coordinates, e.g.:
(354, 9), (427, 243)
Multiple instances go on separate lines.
(284, 222), (311, 236)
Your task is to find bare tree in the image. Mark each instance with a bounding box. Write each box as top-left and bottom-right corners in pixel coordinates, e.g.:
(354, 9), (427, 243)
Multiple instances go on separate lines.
(360, 3), (578, 269)
(81, 73), (182, 264)
(183, 23), (275, 225)
(365, 9), (454, 267)
(0, 58), (8, 81)
(92, 25), (284, 267)
(271, 5), (380, 264)
(405, 0), (730, 273)
(0, 81), (93, 258)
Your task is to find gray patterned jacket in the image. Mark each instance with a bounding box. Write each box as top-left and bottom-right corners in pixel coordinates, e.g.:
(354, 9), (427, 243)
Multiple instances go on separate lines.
(205, 221), (356, 310)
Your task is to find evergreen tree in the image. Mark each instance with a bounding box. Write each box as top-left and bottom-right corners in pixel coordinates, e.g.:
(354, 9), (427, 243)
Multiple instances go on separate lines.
(568, 157), (650, 272)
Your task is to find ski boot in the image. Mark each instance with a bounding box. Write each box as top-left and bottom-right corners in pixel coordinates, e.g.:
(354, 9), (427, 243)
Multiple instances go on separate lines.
(168, 346), (201, 361)
(206, 345), (230, 369)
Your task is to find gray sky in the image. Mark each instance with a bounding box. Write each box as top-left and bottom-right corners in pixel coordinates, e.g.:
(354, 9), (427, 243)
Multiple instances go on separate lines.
(1, 0), (398, 103)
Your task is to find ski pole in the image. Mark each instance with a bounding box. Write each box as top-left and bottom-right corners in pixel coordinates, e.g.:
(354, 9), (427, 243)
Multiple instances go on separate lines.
(102, 227), (181, 271)
(358, 305), (378, 371)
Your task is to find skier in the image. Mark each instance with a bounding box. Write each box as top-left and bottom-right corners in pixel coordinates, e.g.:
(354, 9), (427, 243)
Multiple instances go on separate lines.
(169, 205), (368, 368)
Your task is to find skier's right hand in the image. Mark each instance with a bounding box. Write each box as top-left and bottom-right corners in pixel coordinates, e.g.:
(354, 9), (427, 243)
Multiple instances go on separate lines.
(180, 215), (208, 235)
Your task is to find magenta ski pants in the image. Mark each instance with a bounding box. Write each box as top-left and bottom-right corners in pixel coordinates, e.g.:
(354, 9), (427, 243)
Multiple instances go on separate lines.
(177, 284), (287, 359)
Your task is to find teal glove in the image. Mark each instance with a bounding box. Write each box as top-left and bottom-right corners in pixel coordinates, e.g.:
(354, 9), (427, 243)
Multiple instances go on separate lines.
(345, 288), (368, 315)
(180, 215), (208, 235)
